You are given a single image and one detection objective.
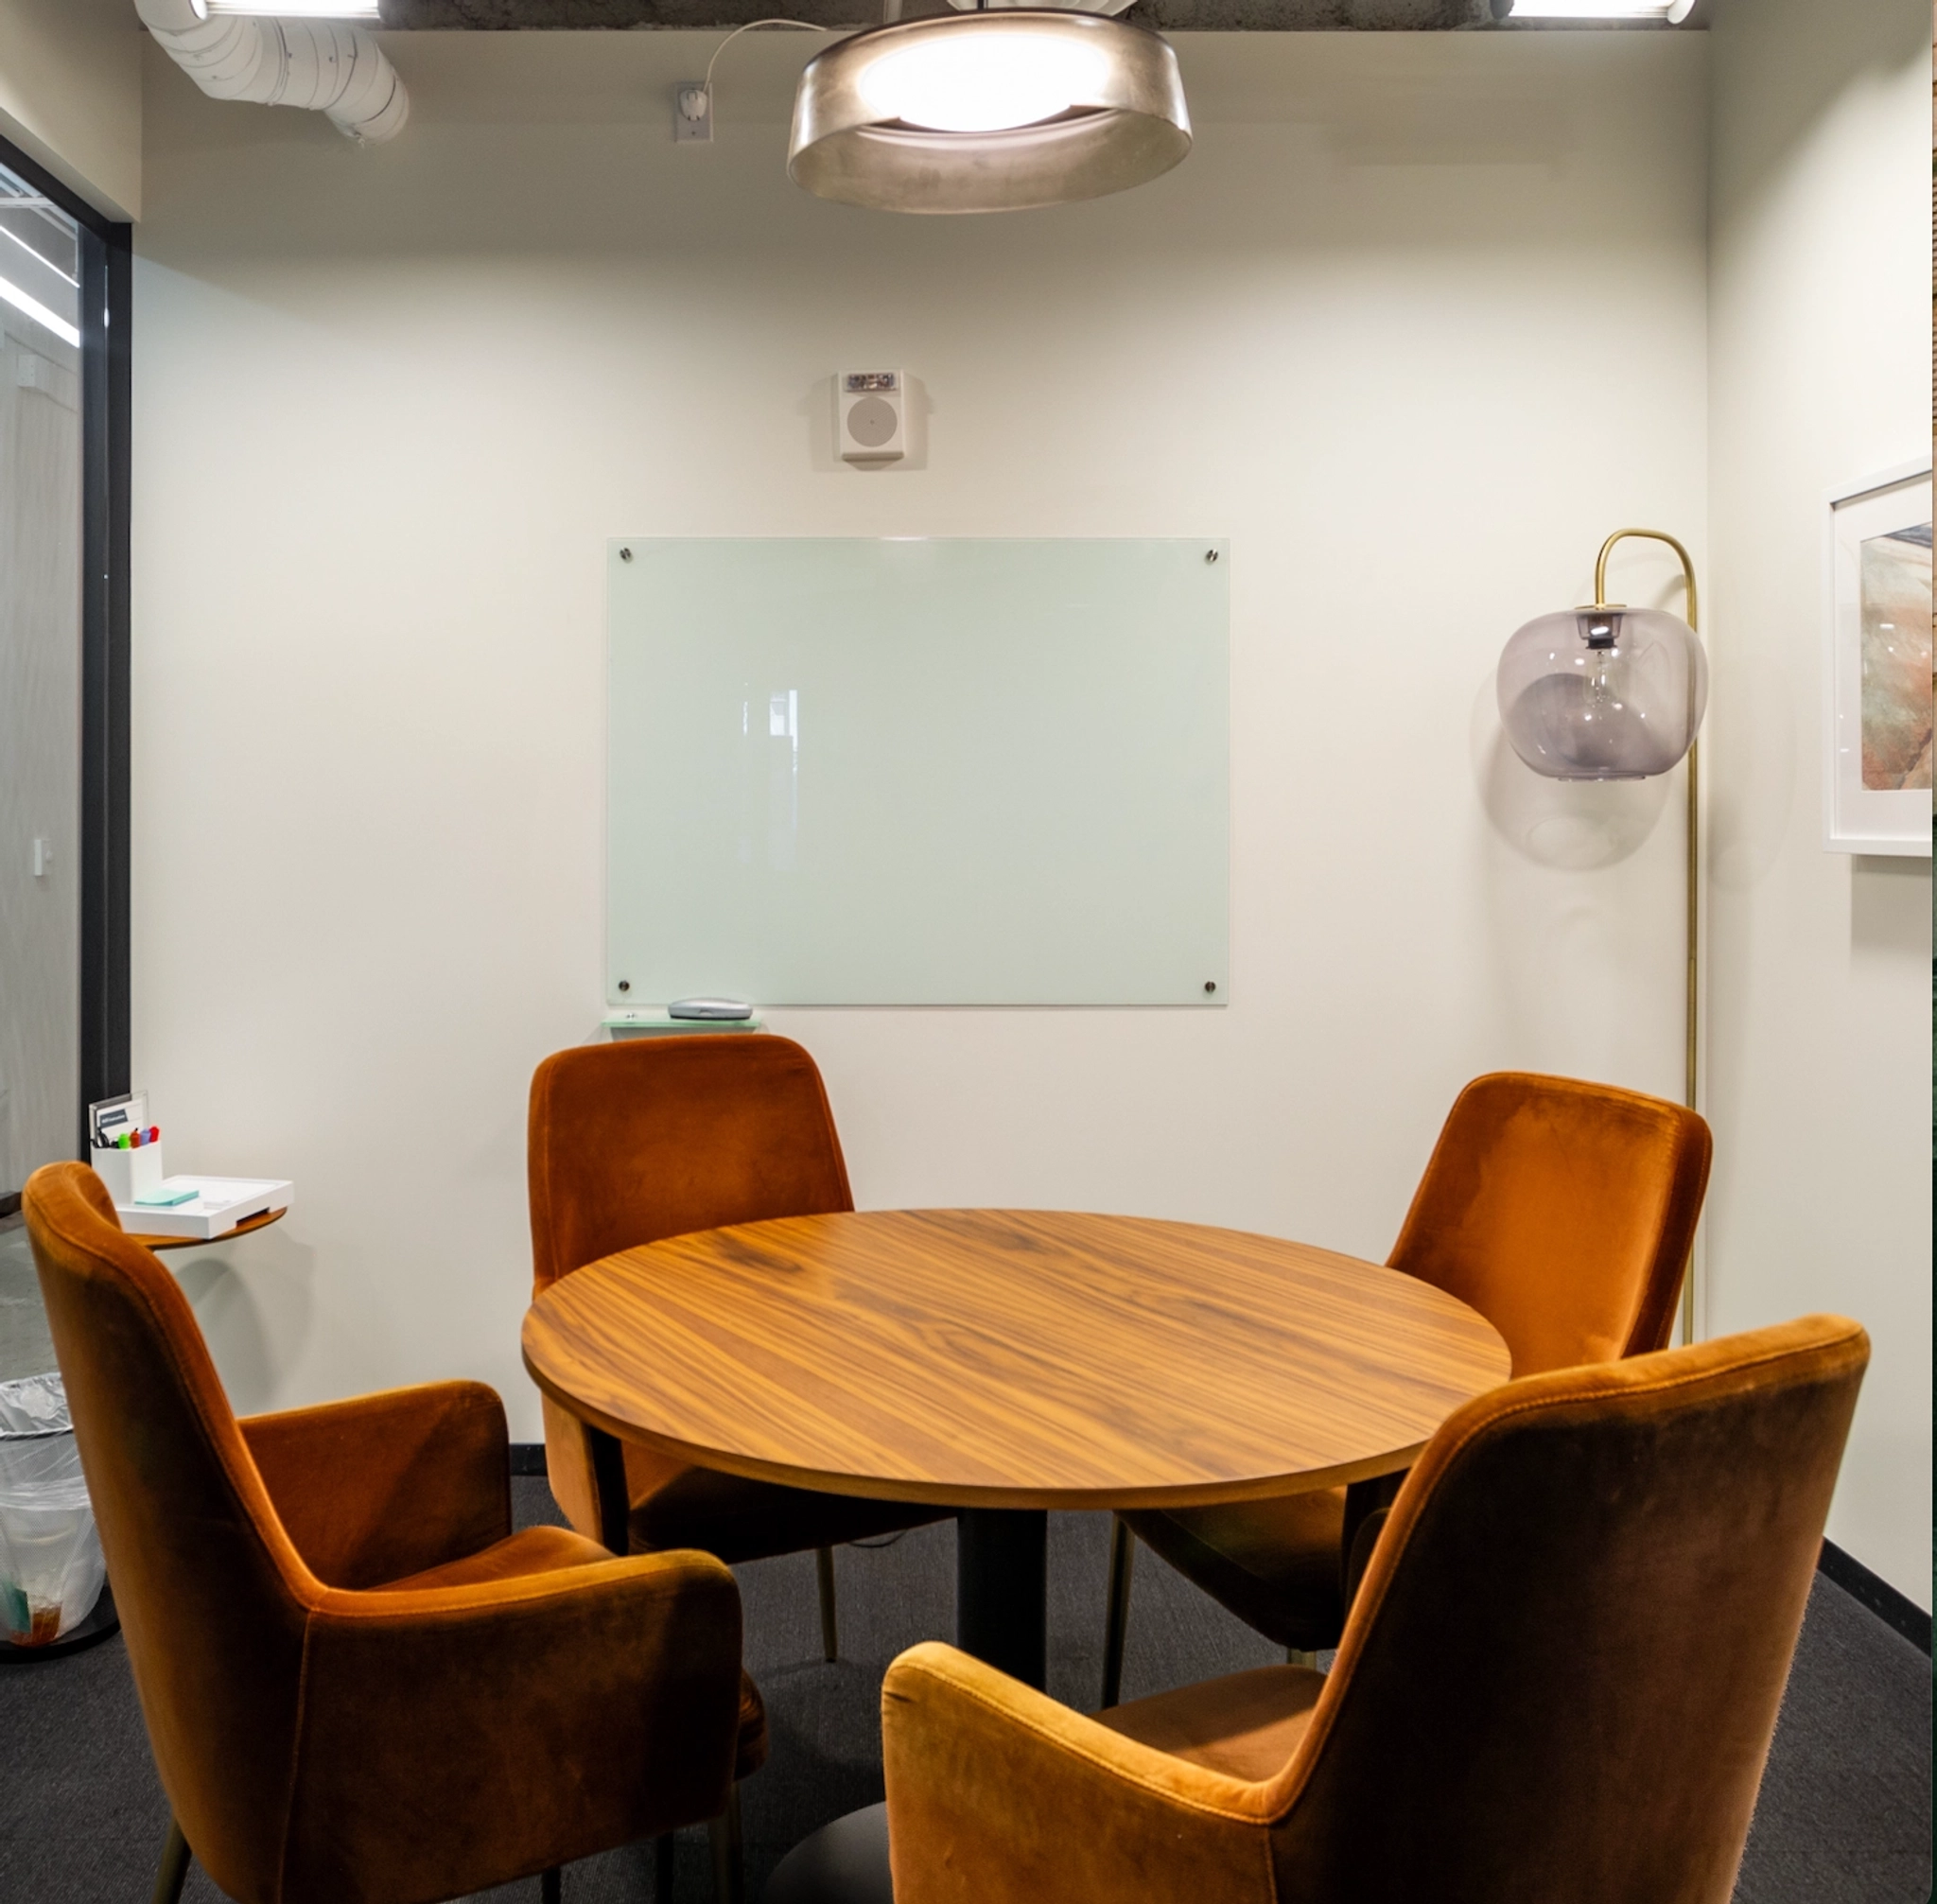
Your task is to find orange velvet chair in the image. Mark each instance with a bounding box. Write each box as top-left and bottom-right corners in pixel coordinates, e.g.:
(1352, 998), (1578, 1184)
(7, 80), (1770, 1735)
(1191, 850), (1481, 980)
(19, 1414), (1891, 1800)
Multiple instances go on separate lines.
(529, 1034), (949, 1659)
(24, 1162), (766, 1904)
(885, 1315), (1868, 1904)
(1103, 1071), (1713, 1703)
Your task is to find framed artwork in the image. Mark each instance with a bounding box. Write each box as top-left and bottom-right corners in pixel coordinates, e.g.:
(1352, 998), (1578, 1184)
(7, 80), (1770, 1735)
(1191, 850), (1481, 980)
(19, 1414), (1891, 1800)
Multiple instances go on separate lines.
(1824, 461), (1932, 855)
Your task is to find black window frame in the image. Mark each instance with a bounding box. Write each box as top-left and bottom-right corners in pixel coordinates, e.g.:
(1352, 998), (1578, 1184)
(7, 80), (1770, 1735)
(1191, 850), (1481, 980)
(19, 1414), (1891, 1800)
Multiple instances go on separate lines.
(0, 132), (131, 1201)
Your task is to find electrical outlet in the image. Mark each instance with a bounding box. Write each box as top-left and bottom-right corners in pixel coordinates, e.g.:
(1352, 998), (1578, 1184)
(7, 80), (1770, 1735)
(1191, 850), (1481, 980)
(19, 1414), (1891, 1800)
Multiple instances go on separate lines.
(674, 82), (713, 143)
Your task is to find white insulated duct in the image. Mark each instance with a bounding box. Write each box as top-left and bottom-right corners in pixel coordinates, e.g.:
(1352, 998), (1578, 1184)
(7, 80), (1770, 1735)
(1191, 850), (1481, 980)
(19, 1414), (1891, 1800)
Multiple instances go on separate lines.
(134, 0), (410, 145)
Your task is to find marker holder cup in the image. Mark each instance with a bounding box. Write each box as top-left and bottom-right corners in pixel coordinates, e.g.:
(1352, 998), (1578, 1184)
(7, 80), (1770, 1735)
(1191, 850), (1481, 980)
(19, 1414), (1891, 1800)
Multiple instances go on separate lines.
(90, 1143), (163, 1210)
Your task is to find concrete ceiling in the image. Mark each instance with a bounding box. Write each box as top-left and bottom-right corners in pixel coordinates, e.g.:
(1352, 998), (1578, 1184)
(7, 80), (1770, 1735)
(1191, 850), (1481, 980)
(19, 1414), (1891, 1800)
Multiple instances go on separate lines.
(376, 0), (1511, 28)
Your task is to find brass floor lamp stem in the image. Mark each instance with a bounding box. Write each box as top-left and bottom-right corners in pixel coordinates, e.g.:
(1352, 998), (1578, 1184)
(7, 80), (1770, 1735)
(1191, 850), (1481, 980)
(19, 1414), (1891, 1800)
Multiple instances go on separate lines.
(1683, 732), (1700, 1347)
(1594, 528), (1701, 1346)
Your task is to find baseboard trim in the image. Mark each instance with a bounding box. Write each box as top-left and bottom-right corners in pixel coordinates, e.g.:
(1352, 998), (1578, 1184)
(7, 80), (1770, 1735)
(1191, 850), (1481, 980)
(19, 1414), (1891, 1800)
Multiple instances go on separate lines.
(1818, 1540), (1930, 1654)
(510, 1441), (548, 1477)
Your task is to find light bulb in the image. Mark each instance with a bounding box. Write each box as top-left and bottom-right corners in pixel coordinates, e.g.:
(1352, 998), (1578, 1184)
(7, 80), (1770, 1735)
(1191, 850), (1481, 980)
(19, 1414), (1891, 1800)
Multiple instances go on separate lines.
(858, 32), (1109, 133)
(1579, 610), (1623, 727)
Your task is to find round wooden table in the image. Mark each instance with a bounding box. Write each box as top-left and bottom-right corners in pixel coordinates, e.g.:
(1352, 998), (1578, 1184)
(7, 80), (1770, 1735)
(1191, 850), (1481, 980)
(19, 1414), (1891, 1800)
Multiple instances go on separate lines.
(523, 1208), (1509, 1690)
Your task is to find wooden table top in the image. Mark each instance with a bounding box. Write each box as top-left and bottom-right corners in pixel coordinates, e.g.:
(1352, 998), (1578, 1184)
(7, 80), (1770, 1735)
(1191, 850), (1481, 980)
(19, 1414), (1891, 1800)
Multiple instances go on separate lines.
(522, 1209), (1510, 1512)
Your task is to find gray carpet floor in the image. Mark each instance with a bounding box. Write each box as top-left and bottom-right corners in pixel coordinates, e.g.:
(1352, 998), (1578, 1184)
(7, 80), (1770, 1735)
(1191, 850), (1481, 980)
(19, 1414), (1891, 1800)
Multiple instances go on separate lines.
(0, 1475), (1928, 1902)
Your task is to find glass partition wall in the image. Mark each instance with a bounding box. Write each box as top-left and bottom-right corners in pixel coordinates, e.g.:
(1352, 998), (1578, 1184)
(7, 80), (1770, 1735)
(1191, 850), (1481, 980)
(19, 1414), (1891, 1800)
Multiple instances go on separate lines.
(0, 142), (130, 1254)
(0, 161), (82, 1206)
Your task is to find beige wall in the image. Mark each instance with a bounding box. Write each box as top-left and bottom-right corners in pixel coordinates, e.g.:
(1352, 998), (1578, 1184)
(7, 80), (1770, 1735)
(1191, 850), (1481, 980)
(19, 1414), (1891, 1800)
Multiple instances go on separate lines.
(0, 0), (141, 219)
(1705, 0), (1932, 1604)
(131, 29), (1709, 1440)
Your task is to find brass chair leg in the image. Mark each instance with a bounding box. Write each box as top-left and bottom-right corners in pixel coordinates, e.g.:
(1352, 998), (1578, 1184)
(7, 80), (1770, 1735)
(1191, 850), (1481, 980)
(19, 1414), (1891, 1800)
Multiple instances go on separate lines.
(654, 1831), (676, 1899)
(540, 1866), (562, 1903)
(815, 1545), (838, 1662)
(1100, 1515), (1135, 1709)
(152, 1817), (191, 1904)
(708, 1787), (745, 1904)
(1287, 1649), (1318, 1668)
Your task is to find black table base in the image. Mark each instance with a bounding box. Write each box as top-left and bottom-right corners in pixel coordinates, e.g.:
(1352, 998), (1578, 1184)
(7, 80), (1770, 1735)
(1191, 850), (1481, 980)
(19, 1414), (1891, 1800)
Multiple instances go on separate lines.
(763, 1507), (1051, 1901)
(764, 1802), (892, 1904)
(953, 1508), (1046, 1690)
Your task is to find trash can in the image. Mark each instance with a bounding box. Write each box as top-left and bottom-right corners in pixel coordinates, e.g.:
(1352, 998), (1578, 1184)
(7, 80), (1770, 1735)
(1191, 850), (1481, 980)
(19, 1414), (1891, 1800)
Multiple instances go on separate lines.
(0, 1372), (106, 1649)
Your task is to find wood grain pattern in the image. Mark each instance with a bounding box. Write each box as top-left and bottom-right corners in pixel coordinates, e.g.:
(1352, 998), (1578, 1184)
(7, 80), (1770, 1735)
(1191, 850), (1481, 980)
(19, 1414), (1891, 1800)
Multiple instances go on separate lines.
(128, 1208), (288, 1252)
(523, 1210), (1509, 1511)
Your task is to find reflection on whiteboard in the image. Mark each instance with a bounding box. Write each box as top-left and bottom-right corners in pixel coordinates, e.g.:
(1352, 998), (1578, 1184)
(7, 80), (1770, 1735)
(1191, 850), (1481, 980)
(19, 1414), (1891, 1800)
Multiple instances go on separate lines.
(607, 538), (1230, 1006)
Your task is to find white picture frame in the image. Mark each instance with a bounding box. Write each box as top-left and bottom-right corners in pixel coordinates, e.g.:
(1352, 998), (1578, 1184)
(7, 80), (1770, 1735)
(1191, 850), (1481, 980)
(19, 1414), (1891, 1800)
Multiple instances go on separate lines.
(1823, 460), (1932, 856)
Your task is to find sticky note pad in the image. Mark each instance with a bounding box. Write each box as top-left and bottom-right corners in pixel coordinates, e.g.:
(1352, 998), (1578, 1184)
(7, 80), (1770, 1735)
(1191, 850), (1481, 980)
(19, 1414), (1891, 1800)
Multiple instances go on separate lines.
(134, 1185), (199, 1208)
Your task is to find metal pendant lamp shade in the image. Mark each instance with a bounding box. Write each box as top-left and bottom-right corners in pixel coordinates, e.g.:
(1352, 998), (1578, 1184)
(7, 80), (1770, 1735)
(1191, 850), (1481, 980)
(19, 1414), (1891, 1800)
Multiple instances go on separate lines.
(788, 11), (1192, 214)
(1497, 603), (1708, 780)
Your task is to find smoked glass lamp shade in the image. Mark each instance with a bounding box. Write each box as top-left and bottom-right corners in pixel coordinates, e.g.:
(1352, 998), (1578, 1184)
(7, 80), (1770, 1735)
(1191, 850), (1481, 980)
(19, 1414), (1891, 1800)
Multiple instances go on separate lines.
(1496, 605), (1707, 780)
(788, 11), (1191, 215)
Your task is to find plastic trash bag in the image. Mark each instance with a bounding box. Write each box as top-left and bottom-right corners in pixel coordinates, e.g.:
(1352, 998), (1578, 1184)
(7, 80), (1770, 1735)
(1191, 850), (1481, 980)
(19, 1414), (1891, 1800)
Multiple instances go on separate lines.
(0, 1372), (105, 1646)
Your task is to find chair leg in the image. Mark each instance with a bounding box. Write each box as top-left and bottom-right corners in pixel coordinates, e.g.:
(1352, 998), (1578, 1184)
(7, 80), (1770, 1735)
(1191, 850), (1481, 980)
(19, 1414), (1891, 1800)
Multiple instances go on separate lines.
(708, 1787), (745, 1904)
(540, 1866), (562, 1904)
(151, 1817), (191, 1904)
(1100, 1515), (1135, 1710)
(1287, 1648), (1318, 1668)
(654, 1832), (676, 1899)
(815, 1545), (838, 1662)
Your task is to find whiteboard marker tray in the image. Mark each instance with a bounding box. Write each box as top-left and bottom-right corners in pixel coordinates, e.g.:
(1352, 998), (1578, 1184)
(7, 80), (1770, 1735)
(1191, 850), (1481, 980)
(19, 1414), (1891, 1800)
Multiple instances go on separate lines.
(116, 1178), (294, 1240)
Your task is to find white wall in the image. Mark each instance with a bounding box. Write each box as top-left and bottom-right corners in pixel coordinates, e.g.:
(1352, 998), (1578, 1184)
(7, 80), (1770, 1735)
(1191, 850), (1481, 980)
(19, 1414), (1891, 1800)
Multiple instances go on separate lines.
(1705, 0), (1932, 1606)
(0, 0), (141, 219)
(131, 29), (1708, 1436)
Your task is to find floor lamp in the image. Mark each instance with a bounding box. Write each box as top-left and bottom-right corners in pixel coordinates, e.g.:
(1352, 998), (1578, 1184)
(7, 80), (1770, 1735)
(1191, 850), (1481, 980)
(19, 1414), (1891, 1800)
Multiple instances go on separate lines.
(1496, 528), (1705, 1344)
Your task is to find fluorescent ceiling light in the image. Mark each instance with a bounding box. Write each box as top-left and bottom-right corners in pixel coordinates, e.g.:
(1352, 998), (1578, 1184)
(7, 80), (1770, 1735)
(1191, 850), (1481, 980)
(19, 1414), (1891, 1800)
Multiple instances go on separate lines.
(1509, 0), (1692, 16)
(205, 0), (381, 15)
(0, 273), (79, 347)
(0, 221), (78, 288)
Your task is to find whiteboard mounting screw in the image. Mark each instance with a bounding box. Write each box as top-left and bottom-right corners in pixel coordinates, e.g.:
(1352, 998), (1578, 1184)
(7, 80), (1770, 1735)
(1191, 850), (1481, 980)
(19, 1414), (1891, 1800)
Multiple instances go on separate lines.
(618, 979), (631, 992)
(1205, 549), (1219, 563)
(1204, 980), (1217, 993)
(619, 547), (634, 562)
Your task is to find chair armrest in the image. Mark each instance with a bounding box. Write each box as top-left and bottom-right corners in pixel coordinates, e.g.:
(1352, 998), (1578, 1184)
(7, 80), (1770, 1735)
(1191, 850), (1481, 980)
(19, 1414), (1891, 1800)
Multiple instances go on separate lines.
(240, 1381), (510, 1589)
(881, 1643), (1277, 1904)
(286, 1550), (747, 1898)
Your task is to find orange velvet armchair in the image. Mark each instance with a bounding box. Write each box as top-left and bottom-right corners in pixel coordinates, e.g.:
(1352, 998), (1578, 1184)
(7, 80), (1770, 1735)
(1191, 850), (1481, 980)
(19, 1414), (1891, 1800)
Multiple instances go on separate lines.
(529, 1034), (948, 1658)
(886, 1315), (1867, 1904)
(1103, 1070), (1712, 1702)
(24, 1162), (766, 1904)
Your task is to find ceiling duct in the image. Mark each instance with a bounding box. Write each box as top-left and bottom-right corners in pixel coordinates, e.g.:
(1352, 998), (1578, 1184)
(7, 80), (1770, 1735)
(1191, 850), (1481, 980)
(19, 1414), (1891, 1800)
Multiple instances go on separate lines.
(135, 0), (410, 143)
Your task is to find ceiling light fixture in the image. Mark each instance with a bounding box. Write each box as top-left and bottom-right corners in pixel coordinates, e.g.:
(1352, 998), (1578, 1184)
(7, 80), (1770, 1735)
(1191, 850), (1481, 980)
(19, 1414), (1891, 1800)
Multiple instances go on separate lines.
(1505, 0), (1696, 19)
(788, 10), (1190, 215)
(0, 273), (79, 348)
(205, 0), (381, 15)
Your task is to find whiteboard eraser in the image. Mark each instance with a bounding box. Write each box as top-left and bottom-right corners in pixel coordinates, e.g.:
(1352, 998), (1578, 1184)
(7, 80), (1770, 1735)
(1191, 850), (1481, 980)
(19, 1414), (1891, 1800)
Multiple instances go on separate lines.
(668, 998), (756, 1021)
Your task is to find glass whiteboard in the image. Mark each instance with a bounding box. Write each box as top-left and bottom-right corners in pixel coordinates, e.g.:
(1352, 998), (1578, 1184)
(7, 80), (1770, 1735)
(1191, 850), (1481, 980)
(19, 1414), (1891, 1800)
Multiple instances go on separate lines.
(607, 538), (1229, 1006)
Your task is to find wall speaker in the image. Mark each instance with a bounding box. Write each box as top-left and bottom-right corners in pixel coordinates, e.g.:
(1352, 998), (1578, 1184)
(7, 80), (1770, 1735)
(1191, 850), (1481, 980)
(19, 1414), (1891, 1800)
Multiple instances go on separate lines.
(838, 370), (906, 463)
